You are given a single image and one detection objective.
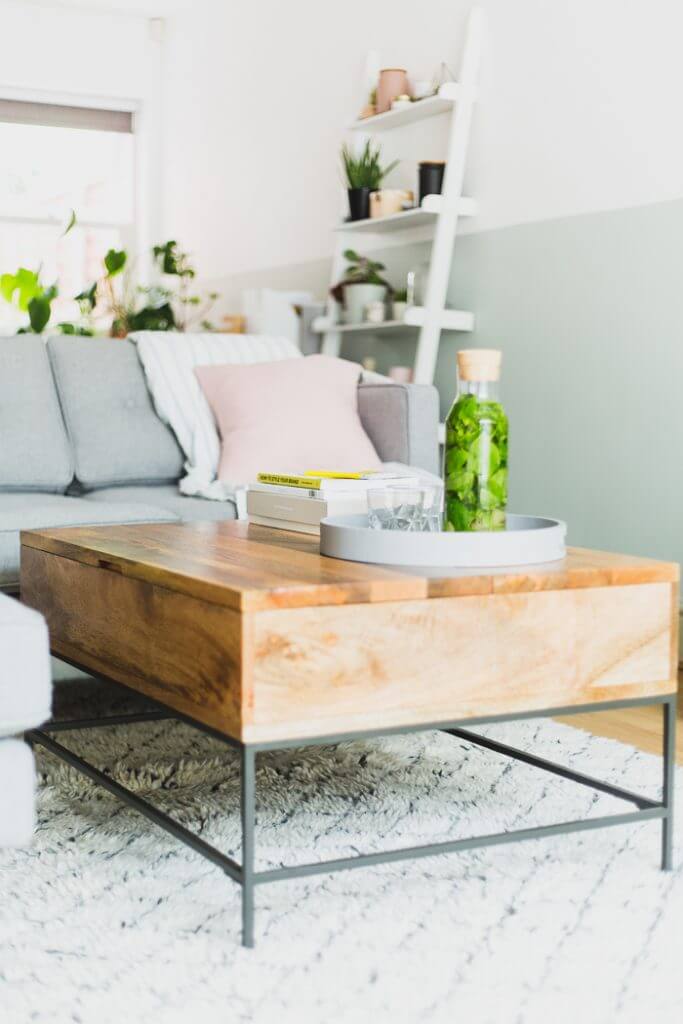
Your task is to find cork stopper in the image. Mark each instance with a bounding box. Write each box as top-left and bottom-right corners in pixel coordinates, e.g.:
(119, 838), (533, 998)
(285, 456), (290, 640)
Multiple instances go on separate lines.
(457, 348), (502, 382)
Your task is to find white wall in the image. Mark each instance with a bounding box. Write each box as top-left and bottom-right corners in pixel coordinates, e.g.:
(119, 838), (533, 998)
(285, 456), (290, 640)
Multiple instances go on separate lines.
(4, 0), (683, 291)
(469, 0), (683, 233)
(159, 0), (683, 292)
(0, 1), (150, 100)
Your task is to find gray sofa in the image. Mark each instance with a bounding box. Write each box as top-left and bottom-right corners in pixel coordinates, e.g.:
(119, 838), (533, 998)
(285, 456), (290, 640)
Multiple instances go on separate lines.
(0, 335), (440, 593)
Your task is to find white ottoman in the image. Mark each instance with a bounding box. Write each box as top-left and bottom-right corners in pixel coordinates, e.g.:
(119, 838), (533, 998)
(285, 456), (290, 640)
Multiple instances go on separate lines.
(0, 594), (51, 847)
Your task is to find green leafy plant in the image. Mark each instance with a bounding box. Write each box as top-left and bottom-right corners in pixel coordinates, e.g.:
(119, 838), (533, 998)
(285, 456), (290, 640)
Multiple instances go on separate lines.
(1, 216), (219, 337)
(0, 211), (75, 333)
(341, 140), (398, 190)
(150, 240), (218, 331)
(393, 288), (408, 303)
(443, 393), (508, 531)
(78, 240), (219, 336)
(330, 249), (392, 303)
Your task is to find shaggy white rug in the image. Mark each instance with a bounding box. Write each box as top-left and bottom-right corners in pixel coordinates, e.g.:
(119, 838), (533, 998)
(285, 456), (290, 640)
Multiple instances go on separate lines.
(1, 707), (681, 1024)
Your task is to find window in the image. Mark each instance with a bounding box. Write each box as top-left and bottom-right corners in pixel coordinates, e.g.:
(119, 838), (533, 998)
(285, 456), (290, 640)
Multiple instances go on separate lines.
(0, 98), (135, 331)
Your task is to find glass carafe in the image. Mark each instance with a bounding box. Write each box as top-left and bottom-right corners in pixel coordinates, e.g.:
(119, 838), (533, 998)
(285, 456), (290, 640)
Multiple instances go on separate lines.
(443, 349), (508, 531)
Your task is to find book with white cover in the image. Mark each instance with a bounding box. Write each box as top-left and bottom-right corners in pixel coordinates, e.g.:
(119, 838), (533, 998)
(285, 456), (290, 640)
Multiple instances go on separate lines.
(247, 488), (367, 528)
(248, 513), (320, 535)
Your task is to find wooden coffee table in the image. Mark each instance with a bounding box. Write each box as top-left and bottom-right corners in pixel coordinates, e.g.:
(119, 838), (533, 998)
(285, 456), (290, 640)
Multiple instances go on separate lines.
(21, 521), (679, 946)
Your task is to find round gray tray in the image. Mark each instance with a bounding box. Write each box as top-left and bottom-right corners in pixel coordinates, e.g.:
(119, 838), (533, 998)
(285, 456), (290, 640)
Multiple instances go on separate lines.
(320, 513), (566, 568)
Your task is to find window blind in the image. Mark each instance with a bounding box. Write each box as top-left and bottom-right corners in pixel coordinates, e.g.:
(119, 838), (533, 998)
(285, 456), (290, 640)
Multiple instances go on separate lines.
(0, 99), (132, 133)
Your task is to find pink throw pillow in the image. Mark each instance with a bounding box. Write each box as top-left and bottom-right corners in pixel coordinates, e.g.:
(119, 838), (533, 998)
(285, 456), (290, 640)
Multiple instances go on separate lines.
(195, 354), (381, 483)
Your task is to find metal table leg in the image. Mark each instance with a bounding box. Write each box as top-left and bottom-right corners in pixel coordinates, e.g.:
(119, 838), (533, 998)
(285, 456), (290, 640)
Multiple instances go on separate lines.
(662, 695), (676, 870)
(241, 746), (256, 947)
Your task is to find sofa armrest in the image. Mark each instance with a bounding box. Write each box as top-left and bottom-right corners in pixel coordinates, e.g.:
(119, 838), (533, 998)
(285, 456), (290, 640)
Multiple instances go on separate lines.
(358, 382), (440, 475)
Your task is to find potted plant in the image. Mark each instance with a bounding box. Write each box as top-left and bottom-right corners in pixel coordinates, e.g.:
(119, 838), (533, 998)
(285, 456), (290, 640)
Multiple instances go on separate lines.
(392, 287), (408, 322)
(330, 249), (391, 324)
(341, 141), (398, 222)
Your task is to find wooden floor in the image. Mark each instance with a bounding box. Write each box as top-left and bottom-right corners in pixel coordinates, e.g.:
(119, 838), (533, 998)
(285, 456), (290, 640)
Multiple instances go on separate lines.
(556, 677), (682, 763)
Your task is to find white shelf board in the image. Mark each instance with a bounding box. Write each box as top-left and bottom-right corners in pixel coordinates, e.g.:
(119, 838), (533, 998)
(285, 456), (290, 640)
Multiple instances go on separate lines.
(350, 84), (460, 132)
(313, 306), (474, 335)
(335, 195), (476, 235)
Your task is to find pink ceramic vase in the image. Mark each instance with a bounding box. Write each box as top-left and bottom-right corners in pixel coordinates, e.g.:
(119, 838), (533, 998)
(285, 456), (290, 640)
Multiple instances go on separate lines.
(376, 69), (410, 114)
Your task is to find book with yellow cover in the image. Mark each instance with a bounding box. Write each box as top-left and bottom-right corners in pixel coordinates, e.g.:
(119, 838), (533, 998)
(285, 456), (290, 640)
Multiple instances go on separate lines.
(256, 471), (417, 492)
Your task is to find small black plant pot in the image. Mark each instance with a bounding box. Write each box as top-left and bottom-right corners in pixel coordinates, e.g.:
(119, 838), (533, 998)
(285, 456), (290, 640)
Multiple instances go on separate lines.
(347, 187), (371, 221)
(418, 161), (446, 204)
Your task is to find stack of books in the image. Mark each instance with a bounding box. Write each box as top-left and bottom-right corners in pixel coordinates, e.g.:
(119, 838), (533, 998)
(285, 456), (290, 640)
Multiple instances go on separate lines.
(247, 471), (419, 534)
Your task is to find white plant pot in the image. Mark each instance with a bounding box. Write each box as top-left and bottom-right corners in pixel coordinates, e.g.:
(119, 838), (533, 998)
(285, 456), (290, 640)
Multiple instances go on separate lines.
(343, 283), (387, 324)
(392, 301), (407, 322)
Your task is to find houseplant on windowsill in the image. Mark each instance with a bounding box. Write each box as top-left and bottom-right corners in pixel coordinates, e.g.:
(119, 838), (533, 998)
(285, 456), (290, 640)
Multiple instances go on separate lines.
(341, 141), (398, 222)
(330, 249), (392, 324)
(78, 240), (219, 336)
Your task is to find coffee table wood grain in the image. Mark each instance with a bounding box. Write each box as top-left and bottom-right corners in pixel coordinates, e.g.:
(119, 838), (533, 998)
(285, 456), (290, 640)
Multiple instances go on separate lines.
(21, 521), (679, 744)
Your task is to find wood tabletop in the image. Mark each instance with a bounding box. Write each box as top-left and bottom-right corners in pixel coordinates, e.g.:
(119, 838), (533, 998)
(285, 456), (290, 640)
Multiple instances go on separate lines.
(20, 521), (679, 613)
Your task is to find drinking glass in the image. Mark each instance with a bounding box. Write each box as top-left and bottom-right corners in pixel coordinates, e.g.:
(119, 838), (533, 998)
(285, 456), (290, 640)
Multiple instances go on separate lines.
(367, 484), (443, 532)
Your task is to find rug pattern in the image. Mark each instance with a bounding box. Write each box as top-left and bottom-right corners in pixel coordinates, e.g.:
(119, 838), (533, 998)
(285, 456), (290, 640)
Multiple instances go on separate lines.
(1, 701), (681, 1024)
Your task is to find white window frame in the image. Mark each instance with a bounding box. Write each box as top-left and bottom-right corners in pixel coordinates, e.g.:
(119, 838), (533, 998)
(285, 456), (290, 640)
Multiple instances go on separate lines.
(0, 82), (160, 276)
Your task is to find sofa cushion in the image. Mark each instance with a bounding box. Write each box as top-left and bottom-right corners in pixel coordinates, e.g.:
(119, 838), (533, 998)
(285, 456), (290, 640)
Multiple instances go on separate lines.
(0, 493), (178, 589)
(47, 336), (184, 491)
(195, 354), (381, 485)
(132, 331), (301, 500)
(0, 740), (36, 846)
(84, 484), (238, 522)
(0, 337), (73, 493)
(0, 593), (51, 735)
(358, 382), (440, 476)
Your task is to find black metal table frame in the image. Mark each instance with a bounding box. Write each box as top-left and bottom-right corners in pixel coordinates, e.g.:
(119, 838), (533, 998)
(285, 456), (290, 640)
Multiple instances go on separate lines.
(27, 671), (676, 949)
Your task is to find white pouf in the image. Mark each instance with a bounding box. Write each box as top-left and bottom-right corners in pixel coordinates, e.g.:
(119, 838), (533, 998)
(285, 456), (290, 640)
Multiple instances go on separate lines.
(0, 593), (51, 846)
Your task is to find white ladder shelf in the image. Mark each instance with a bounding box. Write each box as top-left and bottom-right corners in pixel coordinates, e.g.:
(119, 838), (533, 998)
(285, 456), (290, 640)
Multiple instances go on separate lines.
(314, 7), (483, 387)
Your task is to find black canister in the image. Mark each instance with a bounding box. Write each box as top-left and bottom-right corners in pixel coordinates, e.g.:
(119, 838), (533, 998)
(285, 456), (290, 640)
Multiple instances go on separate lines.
(418, 161), (446, 203)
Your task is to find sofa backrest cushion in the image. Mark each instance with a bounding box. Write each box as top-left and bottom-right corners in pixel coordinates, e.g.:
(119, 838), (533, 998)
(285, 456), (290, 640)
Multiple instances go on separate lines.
(0, 336), (73, 493)
(47, 336), (184, 491)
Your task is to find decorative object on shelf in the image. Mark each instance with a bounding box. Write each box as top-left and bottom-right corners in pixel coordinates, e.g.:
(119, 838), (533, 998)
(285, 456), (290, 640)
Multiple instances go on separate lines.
(392, 289), (408, 322)
(431, 61), (457, 94)
(361, 356), (377, 373)
(219, 315), (247, 334)
(388, 365), (413, 383)
(406, 271), (416, 307)
(391, 94), (412, 111)
(376, 68), (411, 114)
(341, 141), (399, 221)
(344, 286), (386, 325)
(367, 483), (443, 532)
(418, 161), (446, 203)
(357, 49), (380, 119)
(358, 87), (377, 120)
(365, 300), (386, 324)
(412, 79), (434, 100)
(407, 261), (431, 306)
(330, 250), (391, 324)
(443, 348), (508, 533)
(369, 188), (414, 219)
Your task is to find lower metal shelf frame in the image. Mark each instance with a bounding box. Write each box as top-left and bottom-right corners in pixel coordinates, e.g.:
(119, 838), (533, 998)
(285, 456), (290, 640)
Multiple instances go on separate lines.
(27, 692), (677, 948)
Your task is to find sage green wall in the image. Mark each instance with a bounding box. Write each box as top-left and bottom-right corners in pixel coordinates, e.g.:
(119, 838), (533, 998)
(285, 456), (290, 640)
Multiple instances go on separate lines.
(344, 198), (683, 568)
